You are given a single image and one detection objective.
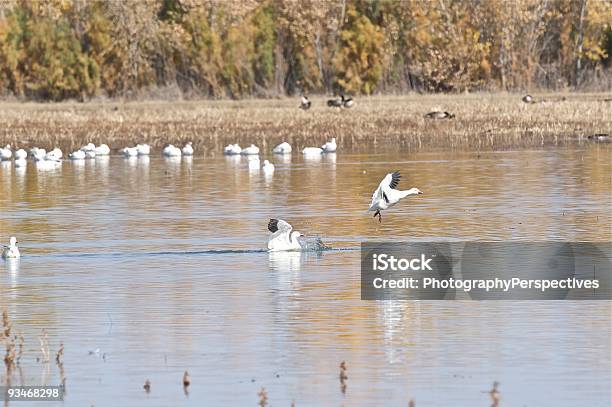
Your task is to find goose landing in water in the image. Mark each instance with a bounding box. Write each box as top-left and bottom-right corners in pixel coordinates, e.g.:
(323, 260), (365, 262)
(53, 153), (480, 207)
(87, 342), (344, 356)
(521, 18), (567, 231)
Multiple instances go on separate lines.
(369, 171), (423, 223)
(267, 219), (328, 252)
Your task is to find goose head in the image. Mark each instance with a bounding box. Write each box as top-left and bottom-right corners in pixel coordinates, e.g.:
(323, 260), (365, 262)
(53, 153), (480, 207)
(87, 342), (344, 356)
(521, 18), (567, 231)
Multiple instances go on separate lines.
(9, 236), (17, 247)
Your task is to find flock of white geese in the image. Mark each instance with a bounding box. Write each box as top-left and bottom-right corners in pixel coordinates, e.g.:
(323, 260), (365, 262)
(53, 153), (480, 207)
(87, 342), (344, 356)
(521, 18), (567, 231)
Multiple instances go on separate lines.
(1, 136), (423, 256)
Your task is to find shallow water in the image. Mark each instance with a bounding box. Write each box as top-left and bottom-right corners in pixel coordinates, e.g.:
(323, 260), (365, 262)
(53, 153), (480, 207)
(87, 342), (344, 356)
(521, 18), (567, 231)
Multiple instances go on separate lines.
(0, 145), (610, 406)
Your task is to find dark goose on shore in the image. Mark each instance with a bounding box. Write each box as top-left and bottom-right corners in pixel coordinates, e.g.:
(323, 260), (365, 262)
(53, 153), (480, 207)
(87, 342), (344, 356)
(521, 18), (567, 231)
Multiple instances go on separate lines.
(341, 94), (354, 108)
(300, 96), (311, 110)
(327, 96), (342, 108)
(424, 111), (455, 119)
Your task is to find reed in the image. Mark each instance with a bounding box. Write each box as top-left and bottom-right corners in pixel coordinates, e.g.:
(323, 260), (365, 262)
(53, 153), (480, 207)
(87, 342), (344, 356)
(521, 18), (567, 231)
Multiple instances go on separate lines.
(0, 94), (609, 154)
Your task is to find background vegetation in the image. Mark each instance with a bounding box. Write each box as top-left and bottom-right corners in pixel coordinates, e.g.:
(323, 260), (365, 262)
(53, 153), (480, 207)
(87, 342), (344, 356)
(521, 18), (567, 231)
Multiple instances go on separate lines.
(0, 0), (610, 101)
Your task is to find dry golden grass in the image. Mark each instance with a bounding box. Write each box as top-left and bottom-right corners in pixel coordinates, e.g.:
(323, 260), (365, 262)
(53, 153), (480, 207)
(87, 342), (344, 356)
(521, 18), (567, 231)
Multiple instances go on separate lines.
(0, 93), (610, 154)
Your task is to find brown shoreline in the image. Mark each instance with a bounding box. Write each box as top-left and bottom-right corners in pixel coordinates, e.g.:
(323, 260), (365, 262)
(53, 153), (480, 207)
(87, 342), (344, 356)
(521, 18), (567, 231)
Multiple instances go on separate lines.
(0, 93), (610, 153)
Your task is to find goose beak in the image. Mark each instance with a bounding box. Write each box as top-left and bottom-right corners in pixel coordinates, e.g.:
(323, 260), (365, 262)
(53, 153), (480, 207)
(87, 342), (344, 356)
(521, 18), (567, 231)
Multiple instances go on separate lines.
(418, 191), (423, 194)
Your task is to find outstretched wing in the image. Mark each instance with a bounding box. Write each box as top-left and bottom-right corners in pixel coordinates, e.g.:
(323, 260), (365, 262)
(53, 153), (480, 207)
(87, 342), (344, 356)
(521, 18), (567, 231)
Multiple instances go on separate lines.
(268, 219), (293, 234)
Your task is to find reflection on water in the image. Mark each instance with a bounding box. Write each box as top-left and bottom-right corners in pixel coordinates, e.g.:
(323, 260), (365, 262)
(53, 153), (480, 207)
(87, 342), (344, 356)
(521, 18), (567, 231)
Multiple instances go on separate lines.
(0, 145), (610, 406)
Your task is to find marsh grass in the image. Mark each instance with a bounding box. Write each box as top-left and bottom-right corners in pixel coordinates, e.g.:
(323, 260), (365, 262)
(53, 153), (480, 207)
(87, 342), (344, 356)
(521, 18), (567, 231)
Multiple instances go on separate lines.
(0, 93), (609, 154)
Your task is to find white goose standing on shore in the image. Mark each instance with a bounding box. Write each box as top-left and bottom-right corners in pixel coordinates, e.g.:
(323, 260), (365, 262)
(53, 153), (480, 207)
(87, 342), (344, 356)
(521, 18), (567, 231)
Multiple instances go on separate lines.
(1, 236), (20, 259)
(369, 171), (423, 223)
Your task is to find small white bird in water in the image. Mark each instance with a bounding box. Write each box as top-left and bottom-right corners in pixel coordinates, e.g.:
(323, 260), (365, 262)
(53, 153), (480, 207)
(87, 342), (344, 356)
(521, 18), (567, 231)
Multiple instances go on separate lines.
(182, 142), (194, 156)
(267, 219), (303, 251)
(14, 158), (27, 167)
(1, 236), (20, 259)
(81, 143), (96, 152)
(121, 146), (138, 157)
(0, 145), (12, 160)
(69, 150), (86, 160)
(369, 171), (423, 223)
(136, 144), (151, 155)
(241, 144), (260, 155)
(262, 160), (275, 174)
(94, 144), (110, 155)
(14, 149), (27, 160)
(31, 148), (46, 161)
(321, 137), (337, 153)
(163, 144), (181, 157)
(45, 147), (63, 161)
(224, 144), (242, 155)
(273, 142), (292, 154)
(302, 147), (323, 155)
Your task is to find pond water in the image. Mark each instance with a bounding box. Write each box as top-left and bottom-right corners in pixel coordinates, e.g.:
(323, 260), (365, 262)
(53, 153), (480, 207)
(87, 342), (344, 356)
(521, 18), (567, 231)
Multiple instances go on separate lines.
(0, 145), (610, 406)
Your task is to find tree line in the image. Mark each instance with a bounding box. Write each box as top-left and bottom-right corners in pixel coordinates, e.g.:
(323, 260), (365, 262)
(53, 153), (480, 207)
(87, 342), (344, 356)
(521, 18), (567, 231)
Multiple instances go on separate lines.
(0, 0), (610, 101)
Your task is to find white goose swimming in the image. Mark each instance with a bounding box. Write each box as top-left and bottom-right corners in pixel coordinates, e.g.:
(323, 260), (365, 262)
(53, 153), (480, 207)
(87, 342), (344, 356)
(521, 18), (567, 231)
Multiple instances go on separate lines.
(241, 144), (260, 155)
(262, 160), (275, 174)
(31, 148), (47, 161)
(267, 219), (303, 251)
(302, 147), (323, 155)
(273, 142), (292, 154)
(45, 147), (63, 161)
(321, 137), (337, 153)
(0, 145), (12, 160)
(163, 144), (181, 157)
(94, 144), (110, 155)
(1, 236), (20, 259)
(182, 142), (194, 156)
(81, 143), (96, 153)
(224, 144), (242, 155)
(69, 150), (86, 160)
(121, 146), (138, 157)
(369, 171), (423, 223)
(136, 144), (151, 155)
(14, 149), (27, 160)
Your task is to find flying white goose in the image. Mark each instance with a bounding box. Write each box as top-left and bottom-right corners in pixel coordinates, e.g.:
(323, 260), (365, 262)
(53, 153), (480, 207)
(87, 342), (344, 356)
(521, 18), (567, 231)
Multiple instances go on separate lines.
(0, 145), (12, 160)
(302, 147), (323, 155)
(369, 171), (423, 223)
(267, 219), (303, 251)
(273, 142), (292, 154)
(14, 149), (27, 160)
(163, 144), (181, 157)
(182, 142), (194, 156)
(2, 236), (20, 259)
(241, 144), (260, 155)
(262, 160), (275, 174)
(224, 144), (242, 155)
(94, 144), (110, 155)
(69, 150), (86, 160)
(136, 144), (151, 155)
(321, 137), (337, 153)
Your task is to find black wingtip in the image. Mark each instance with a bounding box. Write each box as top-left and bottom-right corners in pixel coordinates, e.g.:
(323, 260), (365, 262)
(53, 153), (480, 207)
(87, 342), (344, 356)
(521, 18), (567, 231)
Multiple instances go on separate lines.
(268, 219), (279, 233)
